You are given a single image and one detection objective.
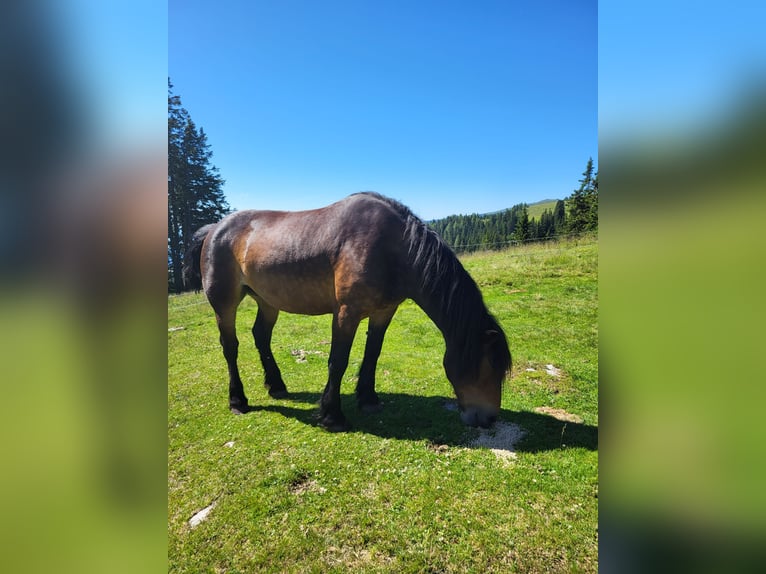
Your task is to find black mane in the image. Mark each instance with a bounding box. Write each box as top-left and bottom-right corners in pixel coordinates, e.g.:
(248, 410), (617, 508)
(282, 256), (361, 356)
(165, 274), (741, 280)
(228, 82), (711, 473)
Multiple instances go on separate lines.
(355, 192), (510, 379)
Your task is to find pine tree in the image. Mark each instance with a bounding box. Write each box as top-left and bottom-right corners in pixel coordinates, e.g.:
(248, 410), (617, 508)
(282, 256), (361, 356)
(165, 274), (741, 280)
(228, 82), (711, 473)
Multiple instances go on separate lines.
(528, 218), (539, 241)
(567, 157), (595, 234)
(553, 199), (566, 233)
(180, 120), (228, 236)
(168, 80), (188, 292)
(538, 209), (555, 238)
(168, 80), (230, 292)
(513, 205), (530, 242)
(587, 169), (598, 232)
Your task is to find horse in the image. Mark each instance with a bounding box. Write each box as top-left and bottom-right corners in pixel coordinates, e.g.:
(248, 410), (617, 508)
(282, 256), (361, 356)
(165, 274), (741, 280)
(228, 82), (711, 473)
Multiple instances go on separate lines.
(183, 192), (511, 431)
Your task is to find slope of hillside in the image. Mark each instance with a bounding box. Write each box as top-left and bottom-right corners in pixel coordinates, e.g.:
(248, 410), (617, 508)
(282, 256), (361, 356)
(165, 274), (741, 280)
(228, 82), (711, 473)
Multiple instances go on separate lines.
(527, 199), (559, 221)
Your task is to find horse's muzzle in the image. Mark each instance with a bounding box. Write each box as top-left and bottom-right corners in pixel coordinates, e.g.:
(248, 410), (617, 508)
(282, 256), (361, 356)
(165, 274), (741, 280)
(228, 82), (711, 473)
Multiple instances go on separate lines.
(459, 406), (498, 428)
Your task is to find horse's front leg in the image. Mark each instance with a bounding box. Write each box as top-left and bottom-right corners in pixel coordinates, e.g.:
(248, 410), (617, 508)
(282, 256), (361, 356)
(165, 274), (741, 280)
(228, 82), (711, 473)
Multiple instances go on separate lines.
(319, 307), (360, 432)
(356, 307), (396, 413)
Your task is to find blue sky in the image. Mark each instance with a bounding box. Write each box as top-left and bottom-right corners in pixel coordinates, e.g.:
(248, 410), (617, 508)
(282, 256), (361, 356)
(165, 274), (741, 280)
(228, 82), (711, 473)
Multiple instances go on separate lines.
(170, 0), (597, 219)
(599, 1), (766, 142)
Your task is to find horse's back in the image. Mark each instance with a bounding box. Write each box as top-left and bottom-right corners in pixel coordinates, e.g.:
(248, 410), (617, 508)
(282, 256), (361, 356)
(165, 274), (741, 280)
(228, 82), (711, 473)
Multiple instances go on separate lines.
(202, 194), (409, 315)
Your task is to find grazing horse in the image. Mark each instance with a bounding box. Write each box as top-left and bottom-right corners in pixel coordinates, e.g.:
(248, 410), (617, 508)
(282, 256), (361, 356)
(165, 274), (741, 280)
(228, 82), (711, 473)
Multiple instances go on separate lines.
(183, 192), (511, 431)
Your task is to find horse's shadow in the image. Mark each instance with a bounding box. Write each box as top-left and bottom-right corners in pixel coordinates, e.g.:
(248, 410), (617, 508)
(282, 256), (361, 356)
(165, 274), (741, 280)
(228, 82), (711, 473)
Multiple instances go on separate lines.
(242, 391), (598, 453)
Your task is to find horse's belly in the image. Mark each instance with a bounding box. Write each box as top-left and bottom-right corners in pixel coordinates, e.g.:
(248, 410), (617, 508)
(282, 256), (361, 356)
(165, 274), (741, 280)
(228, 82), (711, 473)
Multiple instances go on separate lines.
(245, 272), (337, 315)
(260, 287), (335, 315)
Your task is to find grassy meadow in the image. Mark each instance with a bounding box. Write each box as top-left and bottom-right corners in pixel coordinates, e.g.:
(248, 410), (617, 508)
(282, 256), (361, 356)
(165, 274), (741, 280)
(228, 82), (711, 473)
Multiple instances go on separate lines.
(526, 199), (558, 221)
(168, 236), (598, 573)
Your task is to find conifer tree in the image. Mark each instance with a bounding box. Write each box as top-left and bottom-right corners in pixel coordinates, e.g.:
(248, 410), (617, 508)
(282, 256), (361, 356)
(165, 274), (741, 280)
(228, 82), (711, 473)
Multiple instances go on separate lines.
(513, 205), (530, 242)
(588, 169), (598, 232)
(567, 157), (596, 234)
(538, 209), (555, 238)
(168, 80), (188, 292)
(168, 80), (230, 292)
(553, 199), (566, 233)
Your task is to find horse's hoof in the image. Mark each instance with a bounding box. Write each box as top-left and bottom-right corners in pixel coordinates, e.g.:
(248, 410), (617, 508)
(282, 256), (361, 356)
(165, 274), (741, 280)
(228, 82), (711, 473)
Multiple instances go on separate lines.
(230, 404), (251, 415)
(359, 402), (383, 415)
(268, 388), (289, 399)
(319, 415), (351, 432)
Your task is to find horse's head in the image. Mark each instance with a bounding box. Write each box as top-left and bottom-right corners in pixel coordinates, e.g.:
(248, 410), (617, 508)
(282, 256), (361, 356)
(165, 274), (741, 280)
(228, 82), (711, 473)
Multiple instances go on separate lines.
(444, 328), (511, 428)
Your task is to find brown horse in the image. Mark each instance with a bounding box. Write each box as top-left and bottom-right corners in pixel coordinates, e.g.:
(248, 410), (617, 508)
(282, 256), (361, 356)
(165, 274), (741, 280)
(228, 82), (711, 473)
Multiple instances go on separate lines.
(183, 192), (511, 431)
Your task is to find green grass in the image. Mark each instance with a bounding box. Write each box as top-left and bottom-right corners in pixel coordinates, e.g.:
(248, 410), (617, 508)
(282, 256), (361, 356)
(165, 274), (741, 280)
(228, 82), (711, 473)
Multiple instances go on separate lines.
(526, 199), (559, 221)
(168, 237), (598, 573)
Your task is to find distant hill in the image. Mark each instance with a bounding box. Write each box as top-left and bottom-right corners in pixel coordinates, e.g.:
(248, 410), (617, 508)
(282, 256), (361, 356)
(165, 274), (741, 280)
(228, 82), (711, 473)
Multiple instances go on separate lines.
(477, 199), (561, 221)
(527, 199), (559, 221)
(429, 199), (567, 253)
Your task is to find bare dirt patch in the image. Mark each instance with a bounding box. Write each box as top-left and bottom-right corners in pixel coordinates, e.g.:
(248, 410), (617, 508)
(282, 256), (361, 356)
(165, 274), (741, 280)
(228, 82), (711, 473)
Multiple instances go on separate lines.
(426, 442), (451, 455)
(533, 406), (583, 423)
(288, 474), (327, 496)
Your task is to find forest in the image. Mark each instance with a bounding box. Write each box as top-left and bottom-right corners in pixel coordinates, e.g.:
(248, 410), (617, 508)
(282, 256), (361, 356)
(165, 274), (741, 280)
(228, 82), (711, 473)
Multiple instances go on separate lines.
(429, 158), (597, 253)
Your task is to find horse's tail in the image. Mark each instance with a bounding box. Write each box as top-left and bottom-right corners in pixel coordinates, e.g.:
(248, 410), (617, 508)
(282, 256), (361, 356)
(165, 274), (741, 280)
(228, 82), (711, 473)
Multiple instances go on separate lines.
(182, 223), (217, 292)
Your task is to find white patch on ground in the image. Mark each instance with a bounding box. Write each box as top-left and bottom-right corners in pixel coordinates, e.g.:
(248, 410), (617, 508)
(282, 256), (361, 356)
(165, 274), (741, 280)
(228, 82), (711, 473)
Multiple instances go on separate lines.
(223, 441), (235, 448)
(168, 326), (185, 332)
(441, 401), (526, 462)
(188, 500), (217, 528)
(545, 364), (562, 377)
(470, 421), (527, 462)
(290, 349), (324, 363)
(533, 406), (583, 423)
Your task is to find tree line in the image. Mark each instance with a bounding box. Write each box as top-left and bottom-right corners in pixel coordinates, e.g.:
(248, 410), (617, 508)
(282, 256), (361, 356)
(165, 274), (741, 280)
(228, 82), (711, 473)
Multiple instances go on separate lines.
(168, 80), (230, 292)
(429, 158), (598, 253)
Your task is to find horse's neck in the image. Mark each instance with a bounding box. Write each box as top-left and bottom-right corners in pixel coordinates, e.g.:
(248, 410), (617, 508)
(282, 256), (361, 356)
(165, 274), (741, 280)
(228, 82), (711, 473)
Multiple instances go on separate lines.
(412, 291), (449, 338)
(409, 266), (481, 350)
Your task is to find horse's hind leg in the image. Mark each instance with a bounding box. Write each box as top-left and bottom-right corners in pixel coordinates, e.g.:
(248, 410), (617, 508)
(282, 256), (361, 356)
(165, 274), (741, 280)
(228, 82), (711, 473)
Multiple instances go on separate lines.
(251, 301), (288, 399)
(356, 307), (396, 414)
(208, 284), (249, 413)
(214, 310), (249, 413)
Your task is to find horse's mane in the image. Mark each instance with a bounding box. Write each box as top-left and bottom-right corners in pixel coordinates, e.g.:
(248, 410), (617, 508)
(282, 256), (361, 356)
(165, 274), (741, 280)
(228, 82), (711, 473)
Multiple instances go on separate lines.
(354, 192), (510, 379)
